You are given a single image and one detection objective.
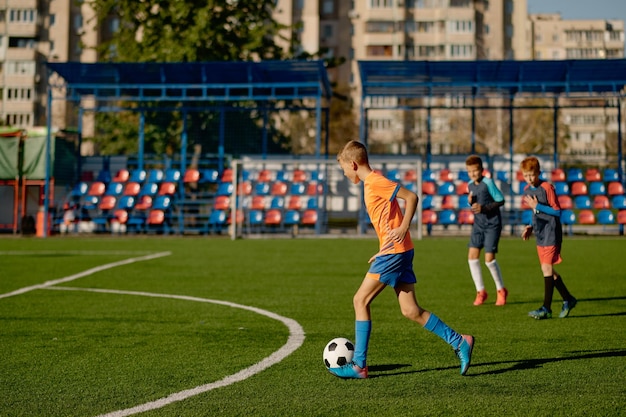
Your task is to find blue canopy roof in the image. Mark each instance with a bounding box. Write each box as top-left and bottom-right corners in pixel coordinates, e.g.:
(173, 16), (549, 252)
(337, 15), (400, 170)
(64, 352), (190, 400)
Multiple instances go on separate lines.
(359, 59), (626, 98)
(47, 60), (332, 102)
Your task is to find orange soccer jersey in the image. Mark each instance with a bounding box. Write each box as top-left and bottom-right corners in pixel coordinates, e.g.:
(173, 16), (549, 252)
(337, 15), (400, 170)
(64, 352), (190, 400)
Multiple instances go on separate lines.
(364, 172), (414, 255)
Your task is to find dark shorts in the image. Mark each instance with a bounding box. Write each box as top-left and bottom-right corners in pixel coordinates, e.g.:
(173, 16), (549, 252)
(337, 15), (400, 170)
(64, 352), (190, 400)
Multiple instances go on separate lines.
(469, 225), (501, 254)
(366, 249), (417, 288)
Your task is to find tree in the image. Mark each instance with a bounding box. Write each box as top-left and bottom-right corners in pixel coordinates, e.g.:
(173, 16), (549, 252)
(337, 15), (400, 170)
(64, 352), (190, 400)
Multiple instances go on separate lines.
(85, 0), (294, 156)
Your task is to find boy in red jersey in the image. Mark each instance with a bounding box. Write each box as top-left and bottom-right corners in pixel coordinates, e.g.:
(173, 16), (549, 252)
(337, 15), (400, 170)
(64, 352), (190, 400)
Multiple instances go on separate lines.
(328, 140), (474, 379)
(521, 156), (577, 319)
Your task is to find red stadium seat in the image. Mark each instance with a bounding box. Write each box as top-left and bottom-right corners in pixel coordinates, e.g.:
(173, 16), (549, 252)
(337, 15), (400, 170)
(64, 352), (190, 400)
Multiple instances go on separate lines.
(214, 196), (230, 210)
(112, 169), (130, 183)
(440, 195), (455, 209)
(404, 170), (417, 182)
(608, 182), (625, 196)
(456, 182), (469, 195)
(421, 209), (438, 224)
(593, 195), (610, 209)
(287, 195), (303, 210)
(577, 209), (596, 225)
(123, 182), (141, 196)
(585, 168), (601, 182)
(557, 195), (573, 209)
(458, 209), (475, 225)
(292, 169), (308, 183)
(551, 168), (566, 182)
(256, 169), (273, 182)
(439, 169), (453, 182)
(250, 196), (267, 210)
(264, 209), (282, 226)
(183, 169), (200, 183)
(236, 181), (252, 196)
(570, 181), (588, 196)
(271, 181), (288, 196)
(220, 168), (233, 183)
(422, 181), (437, 195)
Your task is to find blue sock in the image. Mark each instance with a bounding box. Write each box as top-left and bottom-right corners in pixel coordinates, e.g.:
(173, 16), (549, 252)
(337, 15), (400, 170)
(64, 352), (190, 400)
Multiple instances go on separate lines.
(423, 313), (463, 349)
(353, 320), (371, 368)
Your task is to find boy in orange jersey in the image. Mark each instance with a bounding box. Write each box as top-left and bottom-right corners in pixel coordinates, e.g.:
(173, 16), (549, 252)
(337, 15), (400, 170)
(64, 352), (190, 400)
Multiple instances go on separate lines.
(328, 140), (474, 379)
(520, 156), (577, 319)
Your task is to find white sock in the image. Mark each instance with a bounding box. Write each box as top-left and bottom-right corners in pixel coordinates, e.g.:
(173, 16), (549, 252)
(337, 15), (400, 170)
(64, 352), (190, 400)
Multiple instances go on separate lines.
(486, 259), (504, 290)
(468, 259), (484, 291)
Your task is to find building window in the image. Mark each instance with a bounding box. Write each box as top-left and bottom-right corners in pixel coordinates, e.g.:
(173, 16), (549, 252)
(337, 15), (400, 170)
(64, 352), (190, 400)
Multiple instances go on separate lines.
(9, 9), (37, 23)
(369, 0), (394, 8)
(322, 24), (333, 39)
(366, 45), (393, 57)
(6, 61), (36, 75)
(322, 0), (334, 14)
(366, 21), (395, 33)
(49, 14), (56, 26)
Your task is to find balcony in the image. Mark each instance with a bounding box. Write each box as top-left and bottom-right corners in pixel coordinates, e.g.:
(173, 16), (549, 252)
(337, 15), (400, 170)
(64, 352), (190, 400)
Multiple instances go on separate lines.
(5, 47), (37, 61)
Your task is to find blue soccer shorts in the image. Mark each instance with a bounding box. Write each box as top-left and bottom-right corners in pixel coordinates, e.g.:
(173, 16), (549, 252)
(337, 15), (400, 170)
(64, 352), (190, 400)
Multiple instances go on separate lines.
(469, 225), (502, 254)
(366, 249), (417, 288)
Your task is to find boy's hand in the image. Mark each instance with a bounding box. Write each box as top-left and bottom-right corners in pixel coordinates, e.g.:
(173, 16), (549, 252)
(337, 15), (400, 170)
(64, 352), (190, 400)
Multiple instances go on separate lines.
(521, 225), (533, 240)
(470, 202), (482, 214)
(523, 195), (538, 209)
(388, 226), (407, 243)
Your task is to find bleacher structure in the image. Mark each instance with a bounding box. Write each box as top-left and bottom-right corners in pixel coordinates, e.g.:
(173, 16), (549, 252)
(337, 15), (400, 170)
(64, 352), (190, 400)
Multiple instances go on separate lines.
(52, 157), (626, 238)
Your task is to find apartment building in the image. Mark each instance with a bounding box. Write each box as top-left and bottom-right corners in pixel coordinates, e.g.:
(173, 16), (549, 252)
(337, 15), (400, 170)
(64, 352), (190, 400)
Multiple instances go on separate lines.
(531, 14), (625, 161)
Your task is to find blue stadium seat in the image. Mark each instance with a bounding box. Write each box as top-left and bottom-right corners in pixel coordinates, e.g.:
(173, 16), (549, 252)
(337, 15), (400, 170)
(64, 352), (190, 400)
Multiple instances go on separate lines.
(422, 195), (434, 209)
(207, 210), (227, 233)
(105, 182), (124, 197)
(566, 168), (583, 182)
(147, 169), (164, 183)
(458, 194), (470, 208)
(517, 181), (528, 194)
(387, 169), (401, 182)
(521, 210), (533, 225)
(129, 169), (147, 183)
(139, 182), (159, 197)
(200, 169), (219, 183)
(438, 182), (455, 196)
(554, 181), (569, 196)
(496, 170), (509, 183)
(574, 195), (591, 209)
(254, 182), (270, 196)
(283, 210), (301, 226)
(560, 209), (576, 235)
(438, 209), (457, 226)
(422, 169), (436, 182)
(216, 182), (234, 196)
(290, 182), (306, 195)
(164, 168), (181, 182)
(612, 195), (626, 210)
(603, 168), (619, 182)
(457, 171), (470, 182)
(589, 181), (606, 196)
(597, 209), (615, 225)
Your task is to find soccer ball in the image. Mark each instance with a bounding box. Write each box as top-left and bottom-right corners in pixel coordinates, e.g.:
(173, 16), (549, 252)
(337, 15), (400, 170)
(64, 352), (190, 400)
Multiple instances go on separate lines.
(323, 337), (355, 369)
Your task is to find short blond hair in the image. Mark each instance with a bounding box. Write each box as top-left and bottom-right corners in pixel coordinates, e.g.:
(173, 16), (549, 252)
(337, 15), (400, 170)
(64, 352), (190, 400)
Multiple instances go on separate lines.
(337, 140), (369, 165)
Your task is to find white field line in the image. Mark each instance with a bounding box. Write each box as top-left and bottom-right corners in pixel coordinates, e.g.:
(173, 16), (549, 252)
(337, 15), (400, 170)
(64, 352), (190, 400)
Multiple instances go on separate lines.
(46, 286), (306, 417)
(0, 251), (171, 299)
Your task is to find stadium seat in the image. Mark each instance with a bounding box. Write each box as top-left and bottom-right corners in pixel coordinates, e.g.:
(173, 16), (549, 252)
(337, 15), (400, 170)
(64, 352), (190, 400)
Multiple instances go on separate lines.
(254, 182), (270, 196)
(585, 168), (601, 182)
(574, 195), (591, 209)
(123, 182), (141, 197)
(405, 182), (416, 193)
(438, 182), (455, 196)
(517, 181), (528, 195)
(105, 182), (124, 197)
(404, 170), (418, 182)
(458, 209), (474, 225)
(456, 182), (469, 195)
(386, 169), (401, 182)
(306, 182), (324, 196)
(439, 168), (453, 182)
(220, 168), (233, 183)
(577, 209), (596, 225)
(557, 195), (573, 209)
(275, 170), (289, 182)
(134, 195), (153, 211)
(566, 168), (583, 182)
(554, 181), (569, 196)
(146, 169), (164, 184)
(87, 181), (106, 197)
(301, 209), (318, 226)
(287, 195), (303, 210)
(422, 181), (437, 195)
(306, 197), (318, 210)
(139, 182), (159, 197)
(589, 181), (606, 196)
(551, 168), (566, 182)
(570, 181), (588, 196)
(292, 169), (308, 183)
(200, 169), (219, 183)
(70, 182), (89, 199)
(438, 209), (457, 226)
(612, 195), (626, 210)
(592, 195), (610, 209)
(207, 210), (227, 233)
(422, 195), (434, 209)
(458, 194), (470, 208)
(214, 196), (230, 210)
(96, 170), (112, 184)
(603, 168), (619, 182)
(421, 209), (437, 235)
(607, 182), (624, 196)
(560, 209), (576, 235)
(256, 169), (273, 182)
(129, 169), (147, 183)
(269, 196), (285, 209)
(216, 182), (234, 196)
(164, 168), (181, 182)
(112, 169), (130, 183)
(290, 182), (306, 196)
(183, 169), (200, 183)
(597, 209), (615, 225)
(283, 210), (301, 226)
(457, 171), (470, 182)
(271, 181), (288, 196)
(158, 182), (177, 196)
(310, 170), (325, 182)
(236, 181), (252, 196)
(496, 170), (509, 183)
(263, 208), (283, 226)
(440, 195), (455, 209)
(421, 169), (436, 182)
(250, 196), (267, 210)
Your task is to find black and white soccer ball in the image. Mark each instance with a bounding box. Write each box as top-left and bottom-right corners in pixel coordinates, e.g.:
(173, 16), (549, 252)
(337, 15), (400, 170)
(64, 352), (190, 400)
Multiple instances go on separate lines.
(323, 337), (355, 369)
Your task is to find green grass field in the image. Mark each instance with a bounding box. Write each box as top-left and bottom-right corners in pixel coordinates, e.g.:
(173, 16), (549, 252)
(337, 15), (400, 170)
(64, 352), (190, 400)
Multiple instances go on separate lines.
(1, 235), (625, 417)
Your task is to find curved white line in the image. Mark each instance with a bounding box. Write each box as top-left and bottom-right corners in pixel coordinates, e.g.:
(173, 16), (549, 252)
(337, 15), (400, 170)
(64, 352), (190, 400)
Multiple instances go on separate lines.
(0, 252), (172, 300)
(47, 286), (306, 417)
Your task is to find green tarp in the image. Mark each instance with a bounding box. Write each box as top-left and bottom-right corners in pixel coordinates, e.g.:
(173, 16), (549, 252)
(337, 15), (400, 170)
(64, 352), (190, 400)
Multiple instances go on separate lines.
(23, 136), (54, 180)
(0, 136), (20, 179)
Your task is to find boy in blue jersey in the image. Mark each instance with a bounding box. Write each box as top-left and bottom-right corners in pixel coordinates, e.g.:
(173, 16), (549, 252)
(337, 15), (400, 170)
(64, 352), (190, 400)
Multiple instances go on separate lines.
(520, 156), (577, 320)
(465, 155), (508, 306)
(328, 140), (474, 379)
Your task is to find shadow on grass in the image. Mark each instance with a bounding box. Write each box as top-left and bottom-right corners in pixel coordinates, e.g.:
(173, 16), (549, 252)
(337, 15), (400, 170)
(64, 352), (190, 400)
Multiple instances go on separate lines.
(369, 349), (626, 378)
(470, 348), (626, 376)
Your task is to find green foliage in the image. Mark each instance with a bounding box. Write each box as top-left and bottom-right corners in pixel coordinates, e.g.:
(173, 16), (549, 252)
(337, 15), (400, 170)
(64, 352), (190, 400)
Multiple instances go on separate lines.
(88, 0), (289, 62)
(1, 237), (625, 416)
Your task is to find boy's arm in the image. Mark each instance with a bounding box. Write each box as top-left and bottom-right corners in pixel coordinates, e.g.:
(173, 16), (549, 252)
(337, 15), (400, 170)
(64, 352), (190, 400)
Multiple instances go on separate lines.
(534, 183), (561, 217)
(482, 178), (505, 214)
(392, 185), (418, 242)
